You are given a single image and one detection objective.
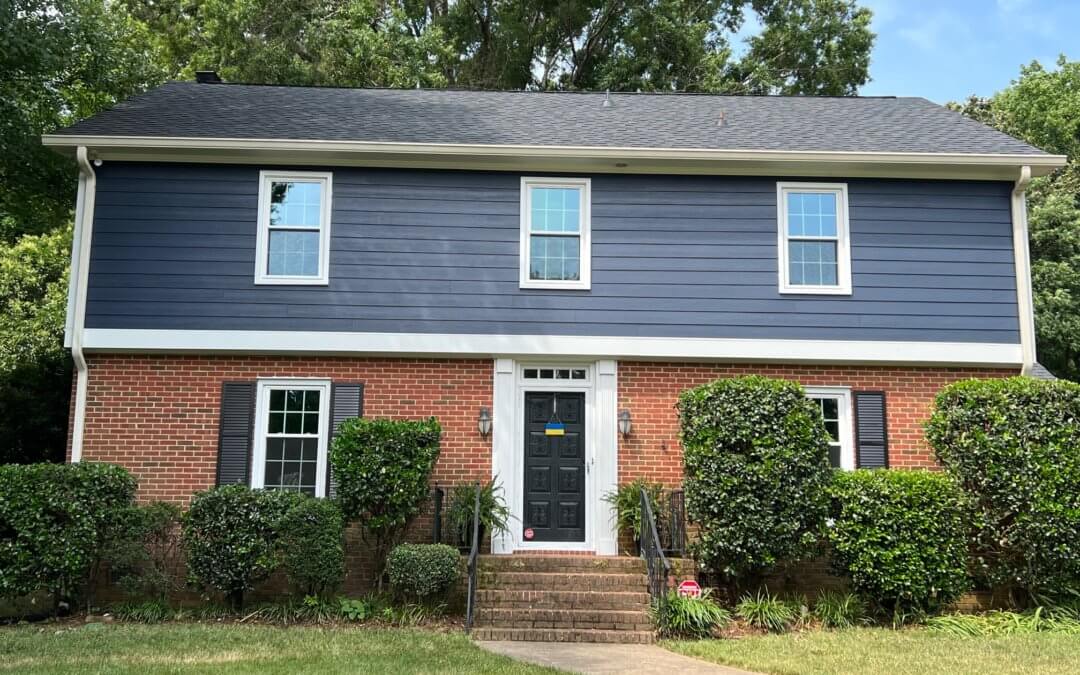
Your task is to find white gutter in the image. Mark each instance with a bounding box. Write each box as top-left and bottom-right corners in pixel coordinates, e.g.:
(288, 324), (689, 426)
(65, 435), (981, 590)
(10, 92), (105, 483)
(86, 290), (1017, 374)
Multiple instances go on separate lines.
(69, 147), (96, 462)
(1012, 165), (1035, 375)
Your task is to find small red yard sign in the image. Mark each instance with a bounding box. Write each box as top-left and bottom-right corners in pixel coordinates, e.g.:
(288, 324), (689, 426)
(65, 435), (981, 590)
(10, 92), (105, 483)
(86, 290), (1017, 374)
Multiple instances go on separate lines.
(677, 580), (701, 598)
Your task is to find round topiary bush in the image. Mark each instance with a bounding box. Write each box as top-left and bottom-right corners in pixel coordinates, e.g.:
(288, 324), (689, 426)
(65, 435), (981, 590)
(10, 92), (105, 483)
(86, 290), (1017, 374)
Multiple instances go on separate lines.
(386, 543), (460, 601)
(827, 469), (971, 614)
(182, 485), (297, 609)
(678, 375), (833, 583)
(926, 376), (1080, 600)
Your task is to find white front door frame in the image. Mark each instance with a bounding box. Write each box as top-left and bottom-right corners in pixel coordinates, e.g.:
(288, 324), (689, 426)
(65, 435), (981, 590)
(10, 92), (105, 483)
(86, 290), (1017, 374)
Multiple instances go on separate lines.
(491, 358), (619, 555)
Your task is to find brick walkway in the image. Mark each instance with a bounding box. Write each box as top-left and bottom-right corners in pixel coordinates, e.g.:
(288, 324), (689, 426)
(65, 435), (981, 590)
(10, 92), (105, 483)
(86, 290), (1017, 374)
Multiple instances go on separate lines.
(476, 640), (759, 675)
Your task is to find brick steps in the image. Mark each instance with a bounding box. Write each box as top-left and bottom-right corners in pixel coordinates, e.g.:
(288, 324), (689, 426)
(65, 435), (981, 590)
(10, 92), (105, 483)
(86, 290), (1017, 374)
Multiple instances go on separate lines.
(472, 627), (655, 644)
(473, 554), (655, 643)
(478, 607), (653, 631)
(479, 571), (647, 591)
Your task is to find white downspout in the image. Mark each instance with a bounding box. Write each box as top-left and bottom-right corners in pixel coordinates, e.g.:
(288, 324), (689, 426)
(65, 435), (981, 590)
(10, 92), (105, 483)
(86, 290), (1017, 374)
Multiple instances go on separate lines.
(1011, 165), (1035, 375)
(70, 147), (97, 462)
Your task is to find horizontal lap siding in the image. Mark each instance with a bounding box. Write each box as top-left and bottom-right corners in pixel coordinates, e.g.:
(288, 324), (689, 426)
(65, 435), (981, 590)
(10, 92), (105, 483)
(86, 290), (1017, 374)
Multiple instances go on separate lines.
(85, 163), (1020, 343)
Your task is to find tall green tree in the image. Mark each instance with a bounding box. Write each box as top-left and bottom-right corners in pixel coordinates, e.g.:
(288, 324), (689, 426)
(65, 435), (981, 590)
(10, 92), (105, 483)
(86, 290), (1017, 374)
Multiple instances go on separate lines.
(0, 0), (166, 462)
(1, 0), (166, 240)
(951, 57), (1080, 379)
(123, 0), (875, 93)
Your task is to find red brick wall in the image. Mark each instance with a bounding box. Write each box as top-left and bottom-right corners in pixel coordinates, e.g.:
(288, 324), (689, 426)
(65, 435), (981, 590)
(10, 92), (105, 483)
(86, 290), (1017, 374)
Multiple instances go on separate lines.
(617, 362), (1018, 485)
(76, 354), (494, 504)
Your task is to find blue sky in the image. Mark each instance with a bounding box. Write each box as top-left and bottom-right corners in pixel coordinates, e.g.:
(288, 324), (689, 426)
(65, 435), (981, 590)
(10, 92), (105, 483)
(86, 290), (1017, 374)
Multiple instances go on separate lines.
(855, 0), (1079, 102)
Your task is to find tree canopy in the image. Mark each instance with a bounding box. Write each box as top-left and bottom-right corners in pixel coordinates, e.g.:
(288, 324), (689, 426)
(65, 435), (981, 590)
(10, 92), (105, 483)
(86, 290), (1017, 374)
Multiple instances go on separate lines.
(951, 57), (1080, 379)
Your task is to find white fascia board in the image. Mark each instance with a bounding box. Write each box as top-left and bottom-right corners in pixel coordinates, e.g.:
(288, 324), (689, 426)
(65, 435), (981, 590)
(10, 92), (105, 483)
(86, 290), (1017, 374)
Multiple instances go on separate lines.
(42, 134), (1068, 181)
(82, 328), (1023, 368)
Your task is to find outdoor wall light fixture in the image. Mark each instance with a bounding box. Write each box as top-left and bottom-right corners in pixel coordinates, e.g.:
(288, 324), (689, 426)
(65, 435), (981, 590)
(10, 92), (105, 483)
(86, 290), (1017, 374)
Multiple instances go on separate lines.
(478, 407), (492, 439)
(618, 410), (632, 439)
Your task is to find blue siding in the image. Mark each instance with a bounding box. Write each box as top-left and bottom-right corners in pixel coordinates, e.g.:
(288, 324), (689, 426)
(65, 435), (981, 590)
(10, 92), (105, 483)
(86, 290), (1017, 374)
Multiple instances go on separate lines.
(85, 163), (1020, 344)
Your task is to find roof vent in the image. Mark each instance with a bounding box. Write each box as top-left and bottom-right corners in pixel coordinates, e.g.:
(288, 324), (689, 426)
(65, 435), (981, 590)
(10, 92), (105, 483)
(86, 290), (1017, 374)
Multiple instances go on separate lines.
(602, 89), (613, 108)
(195, 71), (223, 84)
(717, 110), (726, 127)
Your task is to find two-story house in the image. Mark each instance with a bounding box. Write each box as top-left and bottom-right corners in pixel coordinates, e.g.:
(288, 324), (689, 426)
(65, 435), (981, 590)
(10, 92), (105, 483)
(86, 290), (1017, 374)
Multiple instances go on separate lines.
(46, 79), (1063, 565)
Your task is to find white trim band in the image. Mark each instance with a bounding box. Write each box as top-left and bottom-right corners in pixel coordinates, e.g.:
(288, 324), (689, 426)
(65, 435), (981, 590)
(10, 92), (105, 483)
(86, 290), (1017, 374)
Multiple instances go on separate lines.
(81, 328), (1024, 367)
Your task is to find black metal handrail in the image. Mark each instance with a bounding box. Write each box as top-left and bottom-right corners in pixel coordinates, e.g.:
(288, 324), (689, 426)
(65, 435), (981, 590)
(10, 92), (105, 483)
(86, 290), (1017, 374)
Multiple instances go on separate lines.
(640, 487), (671, 611)
(464, 481), (481, 634)
(432, 486), (444, 544)
(664, 489), (686, 558)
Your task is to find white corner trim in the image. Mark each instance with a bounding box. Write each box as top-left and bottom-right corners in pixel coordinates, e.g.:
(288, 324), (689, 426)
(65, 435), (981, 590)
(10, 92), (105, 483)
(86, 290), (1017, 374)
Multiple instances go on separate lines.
(70, 147), (97, 463)
(1012, 165), (1036, 375)
(519, 176), (592, 290)
(81, 328), (1024, 367)
(776, 182), (852, 295)
(254, 170), (333, 285)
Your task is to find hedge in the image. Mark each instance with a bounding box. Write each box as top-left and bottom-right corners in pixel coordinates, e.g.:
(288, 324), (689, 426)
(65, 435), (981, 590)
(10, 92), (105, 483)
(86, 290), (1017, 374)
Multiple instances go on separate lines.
(386, 543), (460, 600)
(182, 485), (298, 609)
(330, 417), (441, 580)
(926, 376), (1080, 599)
(278, 496), (346, 597)
(678, 376), (833, 582)
(828, 470), (970, 613)
(0, 462), (137, 606)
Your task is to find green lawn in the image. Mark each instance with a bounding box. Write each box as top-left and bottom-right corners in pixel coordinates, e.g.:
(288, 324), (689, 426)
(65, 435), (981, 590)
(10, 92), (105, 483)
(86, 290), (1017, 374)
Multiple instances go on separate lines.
(666, 628), (1080, 675)
(0, 623), (563, 674)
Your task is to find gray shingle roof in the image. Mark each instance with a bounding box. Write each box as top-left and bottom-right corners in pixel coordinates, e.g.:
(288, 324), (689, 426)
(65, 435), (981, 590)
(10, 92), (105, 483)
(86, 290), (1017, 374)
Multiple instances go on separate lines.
(54, 81), (1048, 156)
(1030, 362), (1058, 380)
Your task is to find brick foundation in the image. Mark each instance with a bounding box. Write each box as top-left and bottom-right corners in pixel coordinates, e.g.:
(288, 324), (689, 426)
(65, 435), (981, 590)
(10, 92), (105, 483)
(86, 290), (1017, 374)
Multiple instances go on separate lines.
(617, 361), (1018, 484)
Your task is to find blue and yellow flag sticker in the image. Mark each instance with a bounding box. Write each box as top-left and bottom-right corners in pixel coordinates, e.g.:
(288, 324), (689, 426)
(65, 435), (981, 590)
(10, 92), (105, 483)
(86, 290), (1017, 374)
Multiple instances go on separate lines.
(544, 422), (566, 436)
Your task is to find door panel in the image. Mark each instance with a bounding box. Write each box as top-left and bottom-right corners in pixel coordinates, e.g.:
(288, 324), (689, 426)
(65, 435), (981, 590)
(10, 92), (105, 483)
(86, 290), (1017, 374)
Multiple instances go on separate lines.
(523, 392), (586, 543)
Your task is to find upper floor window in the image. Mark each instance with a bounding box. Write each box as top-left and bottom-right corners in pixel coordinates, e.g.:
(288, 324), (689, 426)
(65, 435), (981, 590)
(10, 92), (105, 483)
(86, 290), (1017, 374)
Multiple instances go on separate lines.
(777, 182), (851, 295)
(255, 171), (332, 285)
(805, 386), (854, 470)
(520, 177), (591, 290)
(251, 379), (331, 497)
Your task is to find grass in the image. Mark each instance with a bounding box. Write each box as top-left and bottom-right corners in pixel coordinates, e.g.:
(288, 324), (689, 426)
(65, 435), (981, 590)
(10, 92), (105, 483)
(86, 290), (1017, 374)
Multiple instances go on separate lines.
(665, 627), (1080, 675)
(0, 622), (563, 674)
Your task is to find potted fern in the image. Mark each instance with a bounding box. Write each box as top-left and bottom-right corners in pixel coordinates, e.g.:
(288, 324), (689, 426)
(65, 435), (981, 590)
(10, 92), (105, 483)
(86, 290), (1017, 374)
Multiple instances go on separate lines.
(446, 479), (511, 552)
(602, 478), (667, 555)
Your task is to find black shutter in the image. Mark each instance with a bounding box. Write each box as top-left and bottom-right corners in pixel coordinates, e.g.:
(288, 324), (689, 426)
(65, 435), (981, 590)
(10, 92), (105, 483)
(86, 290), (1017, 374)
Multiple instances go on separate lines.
(217, 382), (256, 486)
(328, 383), (364, 498)
(853, 391), (889, 469)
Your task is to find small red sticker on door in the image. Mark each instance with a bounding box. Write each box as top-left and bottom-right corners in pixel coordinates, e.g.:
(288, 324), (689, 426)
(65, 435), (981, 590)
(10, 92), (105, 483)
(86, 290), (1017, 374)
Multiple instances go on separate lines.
(523, 528), (535, 540)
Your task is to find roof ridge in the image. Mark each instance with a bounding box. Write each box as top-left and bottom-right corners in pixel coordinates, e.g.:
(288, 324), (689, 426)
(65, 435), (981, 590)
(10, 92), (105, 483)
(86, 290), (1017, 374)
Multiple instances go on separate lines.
(166, 79), (901, 99)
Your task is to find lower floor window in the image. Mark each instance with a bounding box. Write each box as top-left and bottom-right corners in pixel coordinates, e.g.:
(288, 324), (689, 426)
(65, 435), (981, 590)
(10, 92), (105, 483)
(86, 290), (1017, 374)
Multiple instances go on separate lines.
(252, 379), (330, 496)
(805, 387), (854, 470)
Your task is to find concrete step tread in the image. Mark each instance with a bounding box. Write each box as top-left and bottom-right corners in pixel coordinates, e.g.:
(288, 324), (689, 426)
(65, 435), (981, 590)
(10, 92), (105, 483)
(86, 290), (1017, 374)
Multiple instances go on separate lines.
(472, 627), (655, 644)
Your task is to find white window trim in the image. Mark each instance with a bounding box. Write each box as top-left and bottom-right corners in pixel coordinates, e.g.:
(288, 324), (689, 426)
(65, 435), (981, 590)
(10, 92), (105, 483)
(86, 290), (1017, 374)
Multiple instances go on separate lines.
(777, 182), (852, 295)
(255, 170), (333, 285)
(805, 386), (855, 471)
(519, 176), (592, 290)
(251, 378), (332, 497)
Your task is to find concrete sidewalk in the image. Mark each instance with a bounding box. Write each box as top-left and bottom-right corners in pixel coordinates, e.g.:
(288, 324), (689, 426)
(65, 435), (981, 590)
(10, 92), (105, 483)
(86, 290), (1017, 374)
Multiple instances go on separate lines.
(477, 641), (758, 675)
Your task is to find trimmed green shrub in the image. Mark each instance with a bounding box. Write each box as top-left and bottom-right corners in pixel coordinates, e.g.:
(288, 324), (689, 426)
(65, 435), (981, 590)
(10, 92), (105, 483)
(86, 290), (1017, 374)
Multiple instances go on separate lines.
(278, 496), (345, 597)
(0, 462), (137, 607)
(602, 478), (666, 548)
(926, 377), (1080, 600)
(107, 501), (183, 601)
(182, 485), (297, 609)
(446, 479), (511, 550)
(330, 417), (441, 580)
(386, 543), (460, 601)
(678, 376), (832, 582)
(827, 469), (970, 614)
(652, 588), (732, 638)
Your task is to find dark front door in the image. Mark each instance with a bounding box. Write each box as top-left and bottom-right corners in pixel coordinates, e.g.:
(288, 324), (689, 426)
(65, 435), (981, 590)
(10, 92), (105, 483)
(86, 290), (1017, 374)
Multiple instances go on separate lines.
(523, 392), (586, 543)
